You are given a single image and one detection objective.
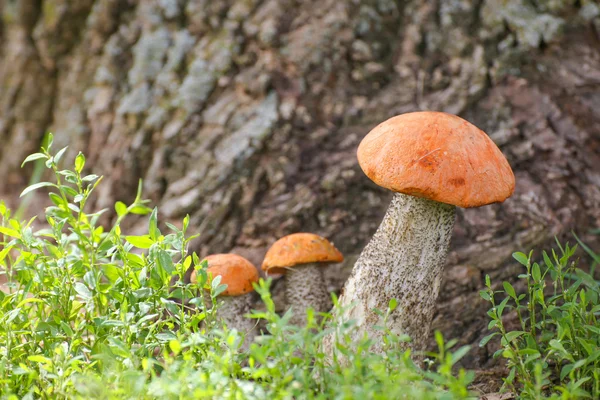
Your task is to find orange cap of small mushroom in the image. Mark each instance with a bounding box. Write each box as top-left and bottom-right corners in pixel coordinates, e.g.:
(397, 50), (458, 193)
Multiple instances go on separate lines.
(191, 254), (259, 296)
(261, 233), (344, 275)
(357, 111), (515, 208)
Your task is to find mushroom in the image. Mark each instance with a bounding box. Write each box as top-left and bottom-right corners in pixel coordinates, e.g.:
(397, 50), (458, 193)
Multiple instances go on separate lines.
(335, 111), (515, 353)
(191, 254), (259, 345)
(262, 233), (344, 326)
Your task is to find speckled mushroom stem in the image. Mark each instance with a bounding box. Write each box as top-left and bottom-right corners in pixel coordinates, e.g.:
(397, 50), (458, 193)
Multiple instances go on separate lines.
(334, 193), (455, 353)
(284, 263), (331, 326)
(212, 294), (257, 349)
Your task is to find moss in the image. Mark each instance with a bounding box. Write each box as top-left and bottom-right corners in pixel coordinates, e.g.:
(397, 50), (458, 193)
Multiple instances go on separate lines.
(42, 0), (59, 28)
(1, 1), (17, 25)
(482, 0), (565, 49)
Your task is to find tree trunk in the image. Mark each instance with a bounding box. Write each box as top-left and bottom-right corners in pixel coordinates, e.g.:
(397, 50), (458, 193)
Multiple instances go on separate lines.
(1, 0), (599, 371)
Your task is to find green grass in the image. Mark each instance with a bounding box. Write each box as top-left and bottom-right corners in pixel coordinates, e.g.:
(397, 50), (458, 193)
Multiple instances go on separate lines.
(0, 136), (476, 399)
(481, 238), (600, 399)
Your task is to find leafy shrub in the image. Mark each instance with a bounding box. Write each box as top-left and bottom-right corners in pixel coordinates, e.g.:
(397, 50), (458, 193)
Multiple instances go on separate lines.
(481, 238), (600, 399)
(0, 137), (475, 399)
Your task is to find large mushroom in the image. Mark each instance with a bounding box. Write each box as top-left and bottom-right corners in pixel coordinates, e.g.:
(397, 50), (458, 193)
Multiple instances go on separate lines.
(262, 233), (344, 326)
(335, 111), (515, 352)
(191, 254), (259, 344)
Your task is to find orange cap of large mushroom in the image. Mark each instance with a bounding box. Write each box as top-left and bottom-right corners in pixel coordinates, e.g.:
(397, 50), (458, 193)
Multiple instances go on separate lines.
(261, 233), (344, 275)
(191, 254), (259, 296)
(357, 111), (515, 208)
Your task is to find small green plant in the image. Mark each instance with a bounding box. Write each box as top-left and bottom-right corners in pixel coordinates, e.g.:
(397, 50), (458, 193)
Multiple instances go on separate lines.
(0, 138), (476, 398)
(481, 238), (600, 399)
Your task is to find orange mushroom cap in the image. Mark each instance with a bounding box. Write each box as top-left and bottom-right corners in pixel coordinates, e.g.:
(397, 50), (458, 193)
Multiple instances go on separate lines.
(191, 254), (259, 296)
(261, 233), (344, 275)
(357, 111), (515, 208)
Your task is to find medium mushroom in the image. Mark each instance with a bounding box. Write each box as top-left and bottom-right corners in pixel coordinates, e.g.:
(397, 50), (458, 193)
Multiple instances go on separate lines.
(335, 111), (515, 353)
(191, 254), (259, 344)
(262, 233), (344, 326)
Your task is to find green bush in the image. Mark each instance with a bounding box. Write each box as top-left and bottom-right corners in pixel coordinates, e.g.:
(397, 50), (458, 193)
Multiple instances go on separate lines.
(481, 238), (600, 399)
(0, 136), (475, 399)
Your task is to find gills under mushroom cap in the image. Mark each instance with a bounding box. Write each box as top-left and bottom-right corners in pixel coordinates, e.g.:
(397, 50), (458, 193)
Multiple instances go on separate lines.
(191, 254), (259, 296)
(261, 233), (344, 275)
(357, 111), (515, 208)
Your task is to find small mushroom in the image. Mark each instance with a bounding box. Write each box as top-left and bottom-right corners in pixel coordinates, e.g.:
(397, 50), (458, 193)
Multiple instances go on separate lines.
(192, 254), (259, 344)
(262, 233), (344, 326)
(335, 111), (515, 352)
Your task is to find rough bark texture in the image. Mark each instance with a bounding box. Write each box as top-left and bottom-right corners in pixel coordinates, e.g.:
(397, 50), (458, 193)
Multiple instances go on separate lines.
(335, 193), (456, 353)
(284, 262), (331, 325)
(1, 0), (600, 371)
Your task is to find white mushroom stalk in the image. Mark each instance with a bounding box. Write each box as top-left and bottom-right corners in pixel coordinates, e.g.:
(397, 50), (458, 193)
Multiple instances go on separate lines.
(284, 262), (331, 326)
(329, 111), (515, 355)
(210, 293), (257, 342)
(336, 194), (455, 351)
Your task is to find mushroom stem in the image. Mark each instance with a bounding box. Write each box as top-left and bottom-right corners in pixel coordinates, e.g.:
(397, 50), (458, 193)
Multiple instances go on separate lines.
(213, 294), (257, 348)
(284, 263), (331, 326)
(336, 193), (455, 352)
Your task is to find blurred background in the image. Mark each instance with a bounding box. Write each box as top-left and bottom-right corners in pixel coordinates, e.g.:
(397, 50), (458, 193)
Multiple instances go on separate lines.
(0, 0), (599, 370)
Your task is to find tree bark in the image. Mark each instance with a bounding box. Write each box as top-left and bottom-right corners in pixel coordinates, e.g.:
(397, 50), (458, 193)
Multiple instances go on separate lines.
(1, 0), (600, 371)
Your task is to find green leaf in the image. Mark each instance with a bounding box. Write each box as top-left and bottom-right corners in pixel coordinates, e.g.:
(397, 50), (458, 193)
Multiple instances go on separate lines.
(560, 364), (574, 380)
(169, 340), (181, 354)
(503, 282), (517, 299)
(84, 271), (97, 290)
(115, 201), (127, 217)
(125, 235), (154, 249)
(74, 282), (92, 300)
(108, 337), (131, 358)
(20, 182), (58, 198)
(575, 269), (599, 290)
(75, 152), (86, 174)
(505, 367), (516, 384)
(543, 251), (553, 269)
(54, 146), (68, 165)
(48, 192), (65, 208)
(27, 355), (52, 364)
(149, 207), (160, 241)
(82, 174), (99, 182)
(0, 227), (20, 239)
(574, 232), (600, 265)
(450, 345), (471, 365)
(43, 132), (54, 151)
(549, 339), (575, 361)
(479, 332), (499, 347)
(0, 246), (13, 262)
(479, 290), (491, 301)
(21, 153), (48, 167)
(512, 252), (529, 267)
(61, 185), (78, 197)
(496, 297), (510, 318)
(388, 298), (398, 312)
(212, 284), (228, 298)
(102, 264), (122, 283)
(501, 331), (525, 345)
(532, 263), (541, 281)
(183, 255), (192, 270)
(129, 205), (152, 215)
(155, 332), (177, 342)
(157, 249), (175, 275)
